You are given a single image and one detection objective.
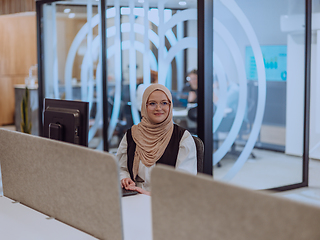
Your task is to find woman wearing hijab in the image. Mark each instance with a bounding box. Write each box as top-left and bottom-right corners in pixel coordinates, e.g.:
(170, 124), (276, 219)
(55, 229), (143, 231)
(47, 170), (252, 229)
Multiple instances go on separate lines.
(116, 84), (197, 195)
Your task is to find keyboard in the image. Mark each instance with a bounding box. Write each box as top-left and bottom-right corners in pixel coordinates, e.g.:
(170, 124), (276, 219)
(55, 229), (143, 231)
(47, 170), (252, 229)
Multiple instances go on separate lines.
(122, 188), (138, 197)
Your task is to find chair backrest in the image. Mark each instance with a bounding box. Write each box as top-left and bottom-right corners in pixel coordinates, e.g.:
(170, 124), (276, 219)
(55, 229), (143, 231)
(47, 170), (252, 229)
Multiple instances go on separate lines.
(0, 129), (123, 240)
(192, 135), (204, 173)
(187, 106), (197, 122)
(151, 165), (320, 240)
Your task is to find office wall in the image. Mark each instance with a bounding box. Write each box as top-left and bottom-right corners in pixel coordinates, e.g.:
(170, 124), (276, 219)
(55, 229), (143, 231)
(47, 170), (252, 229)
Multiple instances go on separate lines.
(309, 32), (320, 159)
(0, 12), (37, 125)
(284, 13), (320, 160)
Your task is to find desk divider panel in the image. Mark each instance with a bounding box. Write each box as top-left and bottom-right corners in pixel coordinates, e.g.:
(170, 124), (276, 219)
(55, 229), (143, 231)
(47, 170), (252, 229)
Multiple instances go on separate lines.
(0, 129), (123, 240)
(151, 165), (320, 240)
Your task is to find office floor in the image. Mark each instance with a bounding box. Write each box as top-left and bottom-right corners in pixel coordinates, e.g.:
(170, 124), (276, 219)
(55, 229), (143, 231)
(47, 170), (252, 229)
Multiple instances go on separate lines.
(214, 147), (320, 208)
(1, 125), (320, 208)
(214, 146), (303, 189)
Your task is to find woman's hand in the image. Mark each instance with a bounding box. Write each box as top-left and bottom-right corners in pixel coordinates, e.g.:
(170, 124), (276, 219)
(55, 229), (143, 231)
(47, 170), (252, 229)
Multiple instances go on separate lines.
(121, 178), (151, 196)
(126, 185), (151, 196)
(121, 178), (135, 189)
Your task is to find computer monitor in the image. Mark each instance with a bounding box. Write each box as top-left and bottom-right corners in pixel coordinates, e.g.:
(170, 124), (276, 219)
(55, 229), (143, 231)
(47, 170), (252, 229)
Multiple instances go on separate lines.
(171, 91), (189, 108)
(43, 98), (89, 147)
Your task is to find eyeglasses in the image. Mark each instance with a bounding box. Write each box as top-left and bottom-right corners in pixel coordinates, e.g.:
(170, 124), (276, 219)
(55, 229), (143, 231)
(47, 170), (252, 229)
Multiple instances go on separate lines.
(146, 101), (171, 110)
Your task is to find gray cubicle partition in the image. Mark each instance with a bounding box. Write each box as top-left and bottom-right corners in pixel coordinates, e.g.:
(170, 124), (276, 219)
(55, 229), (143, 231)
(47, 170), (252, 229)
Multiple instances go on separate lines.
(0, 129), (123, 240)
(151, 165), (320, 240)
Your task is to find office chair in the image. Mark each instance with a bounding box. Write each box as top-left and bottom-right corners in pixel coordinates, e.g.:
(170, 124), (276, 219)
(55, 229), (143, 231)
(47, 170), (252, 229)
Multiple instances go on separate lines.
(187, 106), (198, 135)
(114, 102), (134, 144)
(214, 104), (256, 160)
(192, 136), (204, 174)
(216, 120), (256, 159)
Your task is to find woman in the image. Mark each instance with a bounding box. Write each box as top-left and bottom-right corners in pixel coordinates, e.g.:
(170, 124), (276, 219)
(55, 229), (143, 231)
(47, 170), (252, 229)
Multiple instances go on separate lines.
(116, 84), (197, 195)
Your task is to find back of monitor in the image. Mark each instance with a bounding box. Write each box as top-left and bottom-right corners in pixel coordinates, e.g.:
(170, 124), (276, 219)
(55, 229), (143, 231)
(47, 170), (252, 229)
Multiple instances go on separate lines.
(0, 129), (123, 240)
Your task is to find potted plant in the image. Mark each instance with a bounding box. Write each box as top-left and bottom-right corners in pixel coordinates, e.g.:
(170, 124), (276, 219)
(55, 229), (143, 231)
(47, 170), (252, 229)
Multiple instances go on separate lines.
(20, 87), (32, 134)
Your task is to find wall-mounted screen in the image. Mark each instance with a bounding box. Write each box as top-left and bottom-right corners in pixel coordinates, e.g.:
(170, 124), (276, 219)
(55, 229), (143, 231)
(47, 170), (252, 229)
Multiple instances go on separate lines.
(245, 45), (287, 81)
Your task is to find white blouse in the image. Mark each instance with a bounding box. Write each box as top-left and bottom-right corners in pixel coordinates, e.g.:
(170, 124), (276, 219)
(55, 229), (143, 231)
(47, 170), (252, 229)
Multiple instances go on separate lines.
(116, 130), (197, 191)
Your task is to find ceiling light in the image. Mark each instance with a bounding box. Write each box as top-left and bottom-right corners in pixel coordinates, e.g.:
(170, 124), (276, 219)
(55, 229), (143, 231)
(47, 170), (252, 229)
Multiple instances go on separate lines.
(179, 1), (187, 6)
(68, 13), (76, 18)
(138, 0), (144, 3)
(64, 8), (71, 13)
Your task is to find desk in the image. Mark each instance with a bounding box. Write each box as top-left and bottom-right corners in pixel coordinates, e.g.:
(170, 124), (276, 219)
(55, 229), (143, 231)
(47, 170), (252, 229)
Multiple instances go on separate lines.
(0, 195), (96, 239)
(0, 194), (152, 240)
(173, 106), (191, 128)
(121, 194), (152, 240)
(173, 108), (188, 118)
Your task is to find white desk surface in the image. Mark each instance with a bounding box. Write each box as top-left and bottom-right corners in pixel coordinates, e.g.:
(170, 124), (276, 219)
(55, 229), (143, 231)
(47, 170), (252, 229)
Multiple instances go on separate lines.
(173, 107), (233, 118)
(1, 194), (152, 240)
(0, 195), (97, 240)
(121, 194), (152, 240)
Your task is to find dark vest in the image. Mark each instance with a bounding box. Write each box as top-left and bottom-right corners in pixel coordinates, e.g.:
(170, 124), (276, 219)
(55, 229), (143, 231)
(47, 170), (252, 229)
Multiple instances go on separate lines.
(126, 124), (185, 180)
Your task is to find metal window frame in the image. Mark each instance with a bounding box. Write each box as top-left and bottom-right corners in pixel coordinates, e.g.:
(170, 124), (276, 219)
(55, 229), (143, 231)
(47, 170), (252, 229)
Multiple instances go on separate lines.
(268, 0), (311, 191)
(100, 0), (109, 151)
(198, 0), (213, 176)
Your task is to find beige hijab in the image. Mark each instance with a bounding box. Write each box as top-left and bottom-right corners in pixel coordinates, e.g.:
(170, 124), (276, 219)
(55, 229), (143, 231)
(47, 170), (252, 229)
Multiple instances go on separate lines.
(131, 84), (174, 179)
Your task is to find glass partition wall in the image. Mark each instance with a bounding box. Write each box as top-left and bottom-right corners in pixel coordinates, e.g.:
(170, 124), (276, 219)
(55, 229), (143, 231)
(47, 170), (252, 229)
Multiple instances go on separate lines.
(309, 0), (320, 186)
(37, 0), (198, 152)
(37, 1), (104, 149)
(212, 0), (311, 190)
(103, 0), (198, 151)
(36, 0), (311, 191)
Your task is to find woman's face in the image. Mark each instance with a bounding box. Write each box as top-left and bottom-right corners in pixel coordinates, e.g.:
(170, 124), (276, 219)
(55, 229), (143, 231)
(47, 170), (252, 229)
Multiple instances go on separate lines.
(146, 90), (170, 124)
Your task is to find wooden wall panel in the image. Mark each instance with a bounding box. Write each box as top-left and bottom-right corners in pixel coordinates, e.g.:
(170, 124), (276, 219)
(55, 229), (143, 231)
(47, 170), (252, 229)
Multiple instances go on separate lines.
(0, 77), (14, 125)
(0, 0), (35, 15)
(0, 13), (37, 125)
(0, 13), (37, 75)
(0, 76), (25, 125)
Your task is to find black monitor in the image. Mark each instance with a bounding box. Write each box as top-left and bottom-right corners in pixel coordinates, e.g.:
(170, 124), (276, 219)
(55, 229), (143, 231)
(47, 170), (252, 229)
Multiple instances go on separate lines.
(43, 98), (89, 147)
(171, 91), (189, 108)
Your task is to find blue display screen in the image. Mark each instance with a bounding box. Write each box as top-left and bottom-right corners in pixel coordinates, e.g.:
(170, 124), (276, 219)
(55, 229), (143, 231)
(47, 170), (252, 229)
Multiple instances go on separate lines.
(245, 45), (287, 81)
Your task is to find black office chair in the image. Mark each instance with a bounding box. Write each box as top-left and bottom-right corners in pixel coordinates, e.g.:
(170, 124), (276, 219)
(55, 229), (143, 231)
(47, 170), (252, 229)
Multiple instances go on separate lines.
(114, 102), (134, 143)
(192, 136), (204, 174)
(187, 106), (198, 135)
